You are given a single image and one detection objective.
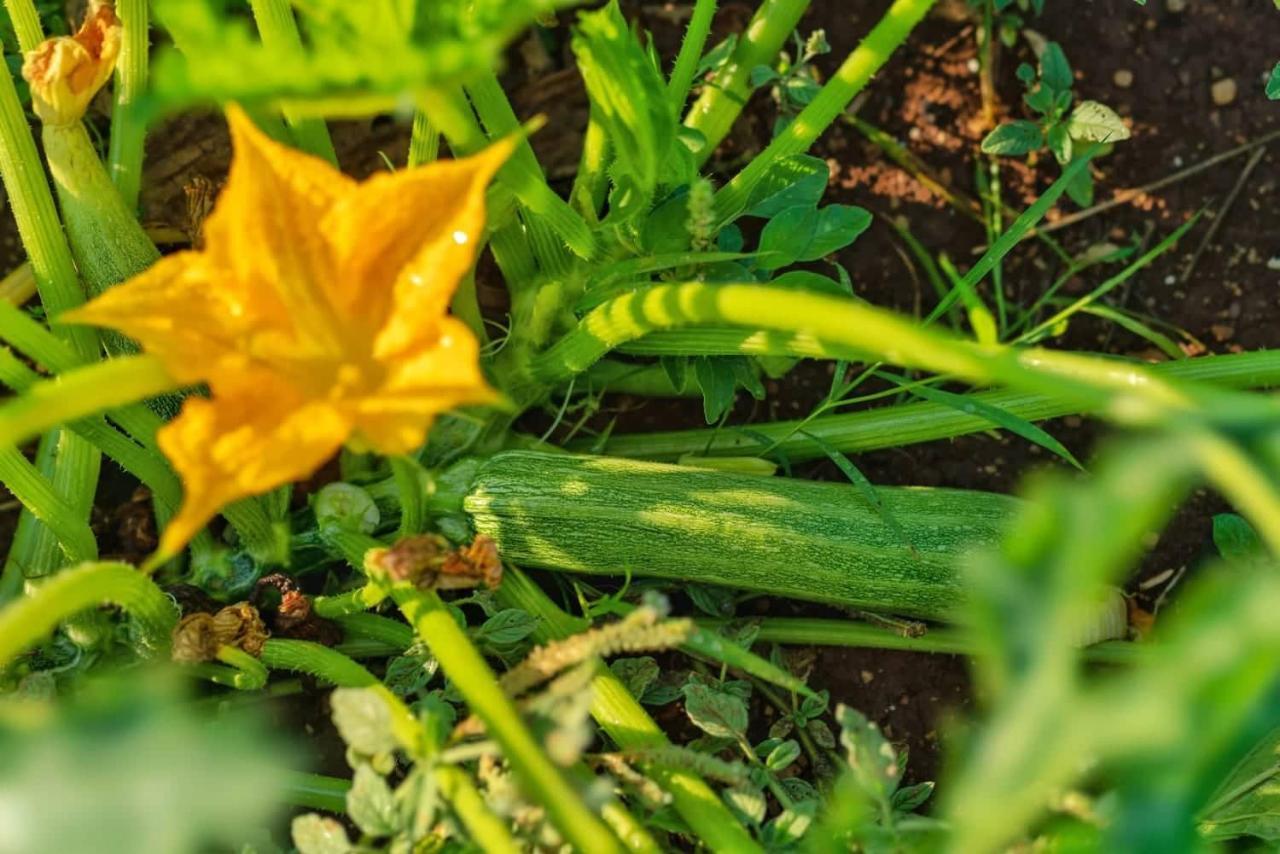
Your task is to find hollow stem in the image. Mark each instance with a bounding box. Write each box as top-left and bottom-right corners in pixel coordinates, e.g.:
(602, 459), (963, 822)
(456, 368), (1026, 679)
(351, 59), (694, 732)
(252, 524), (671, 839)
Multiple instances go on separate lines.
(108, 0), (150, 210)
(387, 580), (623, 852)
(498, 567), (764, 853)
(0, 561), (177, 667)
(583, 350), (1280, 461)
(529, 282), (1276, 433)
(666, 0), (717, 113)
(684, 0), (809, 163)
(713, 0), (936, 221)
(247, 0), (338, 164)
(0, 353), (179, 449)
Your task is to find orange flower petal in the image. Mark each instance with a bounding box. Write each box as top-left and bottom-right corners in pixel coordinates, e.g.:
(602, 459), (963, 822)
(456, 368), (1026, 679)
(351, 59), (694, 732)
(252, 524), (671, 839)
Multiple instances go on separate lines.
(202, 106), (357, 358)
(322, 138), (515, 358)
(60, 253), (250, 386)
(22, 2), (120, 125)
(156, 379), (349, 556)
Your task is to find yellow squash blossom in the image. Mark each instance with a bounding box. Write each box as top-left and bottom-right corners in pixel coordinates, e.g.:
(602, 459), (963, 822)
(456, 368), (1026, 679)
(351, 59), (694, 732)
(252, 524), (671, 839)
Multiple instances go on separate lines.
(22, 0), (120, 126)
(64, 106), (510, 557)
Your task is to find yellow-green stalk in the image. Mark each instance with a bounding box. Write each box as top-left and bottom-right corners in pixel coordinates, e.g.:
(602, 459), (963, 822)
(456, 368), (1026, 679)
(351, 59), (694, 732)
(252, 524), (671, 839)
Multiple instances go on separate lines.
(21, 3), (160, 307)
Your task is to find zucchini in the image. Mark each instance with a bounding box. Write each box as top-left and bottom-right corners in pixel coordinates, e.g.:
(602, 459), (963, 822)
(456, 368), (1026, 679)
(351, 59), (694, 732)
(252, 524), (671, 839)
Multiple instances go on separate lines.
(462, 451), (1022, 620)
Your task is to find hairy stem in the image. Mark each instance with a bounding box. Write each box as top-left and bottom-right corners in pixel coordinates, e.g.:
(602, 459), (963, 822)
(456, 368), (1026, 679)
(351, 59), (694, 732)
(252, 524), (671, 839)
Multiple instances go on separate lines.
(108, 0), (150, 209)
(0, 561), (177, 667)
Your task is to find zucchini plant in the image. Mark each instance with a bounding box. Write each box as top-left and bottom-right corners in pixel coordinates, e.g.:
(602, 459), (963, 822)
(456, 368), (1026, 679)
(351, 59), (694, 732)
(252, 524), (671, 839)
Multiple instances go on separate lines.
(0, 0), (1278, 850)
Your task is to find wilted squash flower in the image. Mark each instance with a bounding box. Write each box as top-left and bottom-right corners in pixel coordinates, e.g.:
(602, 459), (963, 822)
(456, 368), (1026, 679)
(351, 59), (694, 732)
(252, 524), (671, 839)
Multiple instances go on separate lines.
(65, 106), (509, 557)
(22, 0), (120, 126)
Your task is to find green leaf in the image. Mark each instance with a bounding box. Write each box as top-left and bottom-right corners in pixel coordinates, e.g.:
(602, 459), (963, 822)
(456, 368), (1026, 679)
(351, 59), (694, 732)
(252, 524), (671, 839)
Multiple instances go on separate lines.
(803, 205), (873, 261)
(1040, 42), (1073, 93)
(766, 739), (802, 772)
(723, 785), (768, 824)
(684, 682), (749, 739)
(767, 270), (848, 296)
(291, 815), (353, 854)
(573, 0), (676, 221)
(610, 656), (661, 699)
(895, 379), (1084, 469)
(981, 121), (1044, 156)
(757, 205), (816, 270)
(1067, 101), (1131, 143)
(1024, 85), (1056, 115)
(1213, 513), (1264, 563)
(742, 154), (829, 219)
(838, 704), (902, 800)
(1268, 62), (1280, 100)
(1066, 158), (1095, 207)
(892, 781), (936, 813)
(694, 357), (747, 423)
(384, 652), (438, 698)
(1201, 725), (1280, 841)
(475, 609), (540, 646)
(330, 688), (399, 756)
(1047, 123), (1073, 165)
(347, 765), (398, 837)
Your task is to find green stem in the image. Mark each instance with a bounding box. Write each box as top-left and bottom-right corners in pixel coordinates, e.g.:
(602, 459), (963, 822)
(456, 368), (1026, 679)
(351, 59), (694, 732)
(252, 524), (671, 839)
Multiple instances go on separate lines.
(435, 766), (522, 853)
(498, 567), (764, 853)
(282, 771), (350, 813)
(529, 282), (1273, 431)
(0, 445), (97, 564)
(695, 617), (1144, 665)
(666, 0), (718, 113)
(2, 0), (42, 52)
(683, 0), (809, 163)
(390, 456), (426, 537)
(408, 109), (440, 167)
(713, 0), (936, 221)
(463, 71), (582, 272)
(387, 581), (622, 852)
(108, 0), (150, 210)
(0, 561), (177, 667)
(247, 0), (339, 164)
(0, 353), (179, 449)
(584, 350), (1280, 461)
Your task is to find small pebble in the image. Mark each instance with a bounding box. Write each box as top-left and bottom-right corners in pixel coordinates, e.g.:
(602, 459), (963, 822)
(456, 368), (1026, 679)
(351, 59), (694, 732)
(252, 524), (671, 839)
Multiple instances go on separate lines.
(1166, 0), (1187, 11)
(1267, 256), (1280, 271)
(1211, 78), (1238, 106)
(1113, 69), (1134, 88)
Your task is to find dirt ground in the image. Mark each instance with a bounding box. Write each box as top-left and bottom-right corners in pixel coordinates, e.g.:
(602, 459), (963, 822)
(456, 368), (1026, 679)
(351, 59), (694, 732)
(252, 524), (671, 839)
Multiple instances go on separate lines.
(2, 0), (1276, 788)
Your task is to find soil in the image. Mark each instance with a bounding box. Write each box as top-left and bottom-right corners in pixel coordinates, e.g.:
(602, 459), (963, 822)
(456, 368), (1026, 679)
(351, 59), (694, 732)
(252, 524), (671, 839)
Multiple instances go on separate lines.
(2, 0), (1277, 794)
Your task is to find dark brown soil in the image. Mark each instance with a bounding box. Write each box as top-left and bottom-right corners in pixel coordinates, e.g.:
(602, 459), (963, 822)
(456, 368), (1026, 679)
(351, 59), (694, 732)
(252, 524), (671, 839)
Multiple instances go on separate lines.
(2, 0), (1276, 792)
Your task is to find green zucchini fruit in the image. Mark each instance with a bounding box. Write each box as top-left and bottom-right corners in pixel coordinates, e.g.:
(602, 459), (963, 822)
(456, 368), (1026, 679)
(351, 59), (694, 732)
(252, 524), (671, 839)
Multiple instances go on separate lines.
(461, 451), (1023, 620)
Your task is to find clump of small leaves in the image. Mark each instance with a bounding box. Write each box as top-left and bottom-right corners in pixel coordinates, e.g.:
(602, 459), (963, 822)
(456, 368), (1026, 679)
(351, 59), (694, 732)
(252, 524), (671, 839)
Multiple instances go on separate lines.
(980, 42), (1130, 205)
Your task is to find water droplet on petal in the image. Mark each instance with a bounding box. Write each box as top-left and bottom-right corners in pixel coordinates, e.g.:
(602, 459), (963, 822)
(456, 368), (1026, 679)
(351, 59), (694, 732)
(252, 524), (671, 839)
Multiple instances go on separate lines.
(452, 230), (468, 245)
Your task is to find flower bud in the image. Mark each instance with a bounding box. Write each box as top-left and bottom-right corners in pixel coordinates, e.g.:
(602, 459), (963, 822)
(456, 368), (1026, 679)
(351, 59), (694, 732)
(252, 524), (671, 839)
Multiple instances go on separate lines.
(22, 2), (121, 126)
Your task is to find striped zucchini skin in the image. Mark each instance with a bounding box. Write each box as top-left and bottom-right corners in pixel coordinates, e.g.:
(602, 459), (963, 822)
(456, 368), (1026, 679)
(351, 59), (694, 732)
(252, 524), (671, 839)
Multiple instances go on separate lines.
(464, 451), (1023, 620)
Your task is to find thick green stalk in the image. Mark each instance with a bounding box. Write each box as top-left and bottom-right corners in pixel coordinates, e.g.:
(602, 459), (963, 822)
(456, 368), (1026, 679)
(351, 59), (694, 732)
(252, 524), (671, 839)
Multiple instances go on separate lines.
(0, 348), (181, 512)
(0, 445), (97, 564)
(0, 561), (177, 667)
(666, 0), (718, 113)
(463, 71), (581, 273)
(247, 0), (338, 164)
(407, 110), (440, 167)
(498, 568), (764, 853)
(43, 122), (160, 300)
(2, 0), (42, 52)
(684, 0), (809, 163)
(108, 0), (150, 209)
(695, 617), (1144, 666)
(583, 350), (1280, 461)
(0, 43), (102, 582)
(282, 772), (349, 813)
(0, 353), (179, 449)
(713, 0), (936, 221)
(388, 583), (623, 853)
(529, 283), (1275, 432)
(262, 638), (519, 848)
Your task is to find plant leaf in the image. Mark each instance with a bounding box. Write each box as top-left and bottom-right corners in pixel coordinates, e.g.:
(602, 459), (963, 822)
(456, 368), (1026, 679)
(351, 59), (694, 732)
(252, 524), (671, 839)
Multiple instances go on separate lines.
(683, 682), (749, 739)
(981, 121), (1044, 156)
(1067, 101), (1131, 142)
